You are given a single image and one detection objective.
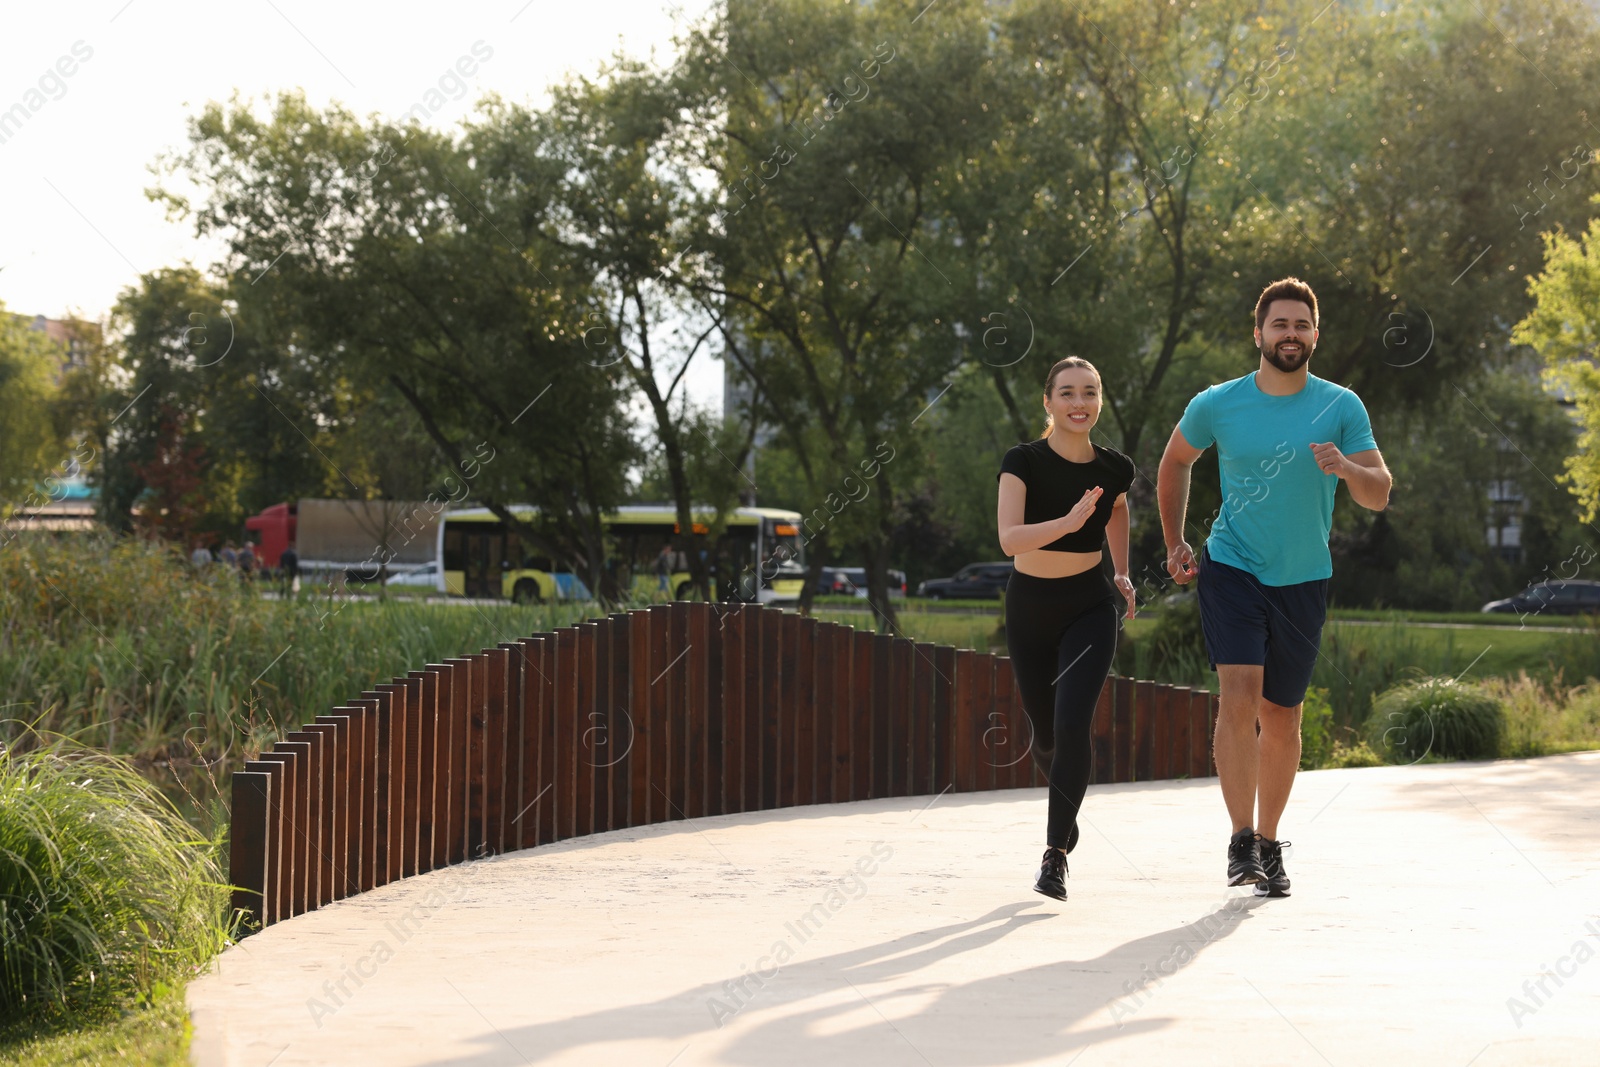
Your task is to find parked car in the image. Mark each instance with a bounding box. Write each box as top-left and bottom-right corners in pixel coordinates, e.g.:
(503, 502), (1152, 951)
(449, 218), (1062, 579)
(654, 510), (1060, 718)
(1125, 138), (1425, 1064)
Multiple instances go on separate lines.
(814, 567), (909, 599)
(815, 567), (859, 597)
(917, 562), (1014, 600)
(1481, 579), (1600, 616)
(384, 561), (441, 588)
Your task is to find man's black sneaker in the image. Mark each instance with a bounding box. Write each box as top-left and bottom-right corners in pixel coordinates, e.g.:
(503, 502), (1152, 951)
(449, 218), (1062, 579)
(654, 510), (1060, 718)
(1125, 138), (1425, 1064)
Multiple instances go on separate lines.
(1227, 826), (1267, 886)
(1034, 848), (1067, 900)
(1255, 838), (1291, 897)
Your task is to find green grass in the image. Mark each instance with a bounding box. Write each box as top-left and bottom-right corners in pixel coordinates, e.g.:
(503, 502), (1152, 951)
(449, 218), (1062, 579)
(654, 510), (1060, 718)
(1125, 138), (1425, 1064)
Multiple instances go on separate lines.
(0, 734), (230, 1019)
(0, 980), (190, 1066)
(1, 534), (609, 830)
(1329, 607), (1592, 628)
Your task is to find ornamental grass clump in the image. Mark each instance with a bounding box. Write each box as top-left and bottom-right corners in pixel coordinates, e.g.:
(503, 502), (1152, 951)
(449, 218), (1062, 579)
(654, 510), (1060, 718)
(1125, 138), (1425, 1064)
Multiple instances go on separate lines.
(0, 734), (231, 1019)
(1366, 677), (1506, 763)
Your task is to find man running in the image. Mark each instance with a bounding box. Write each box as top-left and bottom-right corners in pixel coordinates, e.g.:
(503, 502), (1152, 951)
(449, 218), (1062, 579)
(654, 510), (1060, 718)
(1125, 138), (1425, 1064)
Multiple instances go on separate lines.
(1156, 277), (1392, 897)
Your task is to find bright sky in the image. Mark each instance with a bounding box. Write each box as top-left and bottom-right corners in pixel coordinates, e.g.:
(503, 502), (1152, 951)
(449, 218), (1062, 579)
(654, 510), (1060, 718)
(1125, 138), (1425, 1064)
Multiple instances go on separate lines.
(1, 0), (723, 407)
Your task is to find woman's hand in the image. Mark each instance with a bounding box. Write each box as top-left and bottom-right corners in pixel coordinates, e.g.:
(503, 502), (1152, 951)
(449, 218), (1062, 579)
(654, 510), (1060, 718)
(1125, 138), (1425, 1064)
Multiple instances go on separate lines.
(1114, 573), (1136, 619)
(1060, 487), (1103, 534)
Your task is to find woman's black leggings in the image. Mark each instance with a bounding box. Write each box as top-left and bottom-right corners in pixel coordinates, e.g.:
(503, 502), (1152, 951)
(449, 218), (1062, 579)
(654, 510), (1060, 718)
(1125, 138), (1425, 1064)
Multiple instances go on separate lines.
(1004, 567), (1119, 851)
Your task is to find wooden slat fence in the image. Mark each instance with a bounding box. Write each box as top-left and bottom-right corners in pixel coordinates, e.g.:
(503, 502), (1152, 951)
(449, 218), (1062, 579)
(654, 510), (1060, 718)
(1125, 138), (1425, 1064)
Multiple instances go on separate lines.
(230, 602), (1218, 928)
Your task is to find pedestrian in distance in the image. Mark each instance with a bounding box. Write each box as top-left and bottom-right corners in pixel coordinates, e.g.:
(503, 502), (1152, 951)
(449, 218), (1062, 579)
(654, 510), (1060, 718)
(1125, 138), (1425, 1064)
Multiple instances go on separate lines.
(1156, 276), (1392, 898)
(238, 541), (257, 580)
(655, 543), (673, 595)
(997, 356), (1137, 901)
(280, 543), (299, 596)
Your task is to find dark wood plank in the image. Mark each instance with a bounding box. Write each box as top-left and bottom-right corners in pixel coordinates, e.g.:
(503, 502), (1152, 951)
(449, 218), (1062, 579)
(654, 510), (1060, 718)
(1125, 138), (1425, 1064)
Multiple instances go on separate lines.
(870, 634), (891, 799)
(685, 603), (711, 819)
(1151, 684), (1172, 781)
(329, 706), (372, 894)
(1134, 680), (1156, 782)
(1208, 691), (1221, 777)
(1112, 677), (1135, 784)
(702, 604), (726, 818)
(759, 608), (782, 812)
(794, 617), (816, 807)
(252, 753), (295, 920)
(604, 619), (632, 832)
(586, 621), (612, 834)
(851, 630), (875, 801)
(441, 658), (472, 862)
(483, 645), (510, 854)
(1169, 686), (1193, 780)
(1090, 679), (1114, 787)
(1188, 689), (1211, 778)
(282, 732), (327, 908)
(668, 602), (691, 821)
(629, 612), (653, 826)
(991, 656), (1023, 789)
(522, 639), (550, 847)
(312, 714), (353, 897)
(400, 674), (433, 875)
(273, 740), (313, 915)
(573, 623), (597, 838)
(645, 607), (673, 823)
(911, 643), (935, 796)
(830, 623), (853, 804)
(932, 645), (955, 794)
(553, 628), (579, 840)
(951, 650), (976, 793)
(775, 611), (797, 808)
(743, 605), (765, 812)
(229, 771), (270, 929)
(242, 759), (285, 926)
(889, 638), (913, 797)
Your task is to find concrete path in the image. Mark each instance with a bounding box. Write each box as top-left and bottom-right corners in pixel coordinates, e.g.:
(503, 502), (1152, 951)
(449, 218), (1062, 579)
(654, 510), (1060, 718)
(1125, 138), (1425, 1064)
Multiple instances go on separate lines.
(189, 753), (1600, 1066)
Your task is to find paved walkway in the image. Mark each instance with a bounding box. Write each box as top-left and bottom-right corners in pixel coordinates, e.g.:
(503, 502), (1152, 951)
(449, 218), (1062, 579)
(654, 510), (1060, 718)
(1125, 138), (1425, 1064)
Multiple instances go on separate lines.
(189, 753), (1600, 1066)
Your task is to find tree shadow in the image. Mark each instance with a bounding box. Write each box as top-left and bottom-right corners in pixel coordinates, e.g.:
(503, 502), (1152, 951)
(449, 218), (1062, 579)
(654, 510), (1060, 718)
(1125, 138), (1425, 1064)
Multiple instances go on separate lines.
(424, 894), (1267, 1066)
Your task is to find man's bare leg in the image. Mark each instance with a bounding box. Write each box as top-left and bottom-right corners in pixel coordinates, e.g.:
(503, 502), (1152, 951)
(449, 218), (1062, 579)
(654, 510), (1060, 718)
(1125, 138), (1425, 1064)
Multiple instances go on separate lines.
(1256, 698), (1302, 840)
(1214, 664), (1264, 833)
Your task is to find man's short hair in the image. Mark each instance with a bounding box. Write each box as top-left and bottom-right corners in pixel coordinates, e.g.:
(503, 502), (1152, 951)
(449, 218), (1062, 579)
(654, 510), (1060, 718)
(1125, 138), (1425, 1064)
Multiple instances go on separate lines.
(1254, 277), (1319, 331)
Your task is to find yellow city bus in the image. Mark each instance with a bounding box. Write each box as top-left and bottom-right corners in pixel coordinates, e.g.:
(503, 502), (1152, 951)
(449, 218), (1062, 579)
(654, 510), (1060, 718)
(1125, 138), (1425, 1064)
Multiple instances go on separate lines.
(436, 505), (808, 603)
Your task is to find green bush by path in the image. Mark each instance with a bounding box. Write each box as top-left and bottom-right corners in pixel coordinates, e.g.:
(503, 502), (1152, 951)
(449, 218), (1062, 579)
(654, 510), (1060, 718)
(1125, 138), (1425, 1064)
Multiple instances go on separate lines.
(0, 733), (230, 1023)
(1365, 678), (1506, 762)
(1480, 673), (1600, 759)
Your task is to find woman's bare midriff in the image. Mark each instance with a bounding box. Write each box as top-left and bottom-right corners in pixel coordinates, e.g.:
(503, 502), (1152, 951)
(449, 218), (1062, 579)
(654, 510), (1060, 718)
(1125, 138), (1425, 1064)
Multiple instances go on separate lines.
(1013, 547), (1103, 579)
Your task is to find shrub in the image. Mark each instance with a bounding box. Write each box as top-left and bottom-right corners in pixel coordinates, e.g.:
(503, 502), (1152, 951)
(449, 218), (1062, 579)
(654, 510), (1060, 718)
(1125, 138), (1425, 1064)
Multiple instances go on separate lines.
(1326, 740), (1385, 768)
(1366, 677), (1506, 762)
(0, 733), (231, 1019)
(1299, 687), (1336, 770)
(1478, 672), (1600, 758)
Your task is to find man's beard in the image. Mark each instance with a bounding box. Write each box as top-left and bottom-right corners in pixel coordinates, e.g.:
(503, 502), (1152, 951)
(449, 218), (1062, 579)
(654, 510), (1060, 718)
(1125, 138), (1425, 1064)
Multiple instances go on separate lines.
(1262, 339), (1312, 373)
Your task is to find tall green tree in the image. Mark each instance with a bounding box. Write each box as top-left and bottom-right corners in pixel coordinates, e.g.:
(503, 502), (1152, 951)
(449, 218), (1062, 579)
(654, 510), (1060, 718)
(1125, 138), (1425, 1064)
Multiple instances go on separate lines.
(1512, 208), (1600, 524)
(160, 94), (640, 595)
(0, 304), (65, 511)
(670, 0), (1004, 625)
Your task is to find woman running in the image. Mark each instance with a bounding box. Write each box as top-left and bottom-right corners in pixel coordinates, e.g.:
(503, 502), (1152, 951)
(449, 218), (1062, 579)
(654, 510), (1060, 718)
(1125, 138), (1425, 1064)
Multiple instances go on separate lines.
(996, 356), (1137, 900)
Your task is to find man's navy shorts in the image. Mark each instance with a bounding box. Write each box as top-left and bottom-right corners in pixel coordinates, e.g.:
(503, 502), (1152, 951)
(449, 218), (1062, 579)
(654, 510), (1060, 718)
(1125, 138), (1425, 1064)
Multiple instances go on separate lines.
(1196, 546), (1328, 708)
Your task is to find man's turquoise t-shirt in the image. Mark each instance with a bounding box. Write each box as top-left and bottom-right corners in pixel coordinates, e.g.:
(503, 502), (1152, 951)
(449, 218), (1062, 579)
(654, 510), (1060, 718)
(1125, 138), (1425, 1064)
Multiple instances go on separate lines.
(1178, 372), (1377, 586)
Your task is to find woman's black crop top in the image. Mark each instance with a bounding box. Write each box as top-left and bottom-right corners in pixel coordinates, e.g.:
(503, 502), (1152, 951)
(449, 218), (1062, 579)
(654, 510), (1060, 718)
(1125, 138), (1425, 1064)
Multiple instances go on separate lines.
(997, 439), (1137, 552)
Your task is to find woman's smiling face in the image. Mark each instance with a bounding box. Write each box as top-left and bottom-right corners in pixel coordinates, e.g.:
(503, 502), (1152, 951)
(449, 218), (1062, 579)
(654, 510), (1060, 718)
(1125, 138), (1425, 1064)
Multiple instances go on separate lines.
(1044, 366), (1101, 434)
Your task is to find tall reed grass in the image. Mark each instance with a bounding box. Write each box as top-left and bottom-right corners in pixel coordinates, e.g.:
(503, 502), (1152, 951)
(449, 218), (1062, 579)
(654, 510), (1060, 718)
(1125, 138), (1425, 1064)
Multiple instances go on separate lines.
(0, 731), (230, 1020)
(0, 535), (605, 826)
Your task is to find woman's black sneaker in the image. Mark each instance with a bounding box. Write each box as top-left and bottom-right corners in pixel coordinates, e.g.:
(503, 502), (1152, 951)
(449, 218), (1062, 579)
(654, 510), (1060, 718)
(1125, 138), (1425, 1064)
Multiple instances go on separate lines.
(1034, 848), (1067, 900)
(1255, 838), (1291, 897)
(1227, 826), (1267, 886)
